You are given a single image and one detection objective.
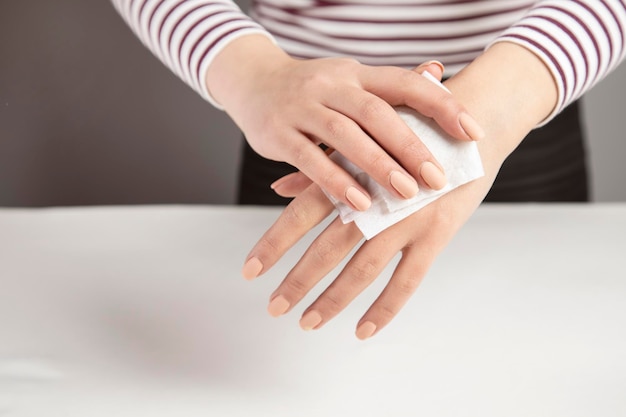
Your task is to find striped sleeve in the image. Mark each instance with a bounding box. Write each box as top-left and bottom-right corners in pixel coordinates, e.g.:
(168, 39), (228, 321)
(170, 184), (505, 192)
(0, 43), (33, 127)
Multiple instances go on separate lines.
(110, 0), (274, 108)
(491, 0), (626, 124)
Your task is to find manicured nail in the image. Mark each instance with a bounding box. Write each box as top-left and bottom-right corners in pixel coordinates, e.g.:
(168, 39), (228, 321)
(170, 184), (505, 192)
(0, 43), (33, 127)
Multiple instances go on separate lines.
(459, 112), (485, 141)
(345, 186), (371, 211)
(241, 257), (263, 280)
(356, 321), (377, 340)
(299, 310), (323, 331)
(389, 171), (419, 199)
(423, 60), (445, 75)
(420, 161), (447, 190)
(267, 295), (290, 317)
(270, 173), (295, 190)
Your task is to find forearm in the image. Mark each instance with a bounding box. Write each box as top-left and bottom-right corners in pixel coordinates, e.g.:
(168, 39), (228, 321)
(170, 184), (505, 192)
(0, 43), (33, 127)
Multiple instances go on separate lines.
(492, 0), (626, 123)
(110, 0), (273, 107)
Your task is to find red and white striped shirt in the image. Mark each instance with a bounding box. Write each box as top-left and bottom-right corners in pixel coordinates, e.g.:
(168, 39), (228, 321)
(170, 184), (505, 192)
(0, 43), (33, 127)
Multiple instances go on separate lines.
(111, 0), (626, 120)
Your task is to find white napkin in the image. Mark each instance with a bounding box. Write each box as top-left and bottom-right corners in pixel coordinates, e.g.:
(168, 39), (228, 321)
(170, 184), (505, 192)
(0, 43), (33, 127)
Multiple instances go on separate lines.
(325, 73), (484, 239)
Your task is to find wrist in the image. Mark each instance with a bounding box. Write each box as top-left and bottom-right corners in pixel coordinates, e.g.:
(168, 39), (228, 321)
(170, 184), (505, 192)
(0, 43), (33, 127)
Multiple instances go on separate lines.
(443, 42), (558, 172)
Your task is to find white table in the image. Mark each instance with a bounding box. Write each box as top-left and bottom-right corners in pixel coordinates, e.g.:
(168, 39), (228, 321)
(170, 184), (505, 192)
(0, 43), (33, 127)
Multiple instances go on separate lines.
(1, 204), (625, 416)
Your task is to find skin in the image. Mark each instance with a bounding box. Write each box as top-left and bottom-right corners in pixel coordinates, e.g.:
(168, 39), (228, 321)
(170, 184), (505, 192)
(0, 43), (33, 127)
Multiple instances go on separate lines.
(242, 41), (558, 339)
(205, 35), (484, 211)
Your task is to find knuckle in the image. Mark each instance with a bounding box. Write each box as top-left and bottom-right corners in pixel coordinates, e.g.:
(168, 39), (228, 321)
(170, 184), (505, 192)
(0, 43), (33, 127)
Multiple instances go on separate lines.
(397, 133), (430, 163)
(300, 70), (332, 91)
(324, 116), (349, 141)
(339, 56), (360, 66)
(311, 238), (341, 267)
(377, 300), (399, 322)
(290, 146), (315, 171)
(434, 94), (464, 119)
(358, 97), (386, 122)
(313, 169), (344, 201)
(320, 291), (344, 314)
(399, 68), (419, 86)
(394, 276), (419, 297)
(438, 93), (458, 110)
(349, 258), (380, 282)
(264, 112), (282, 131)
(258, 233), (281, 256)
(333, 57), (361, 72)
(283, 276), (310, 296)
(363, 150), (389, 177)
(283, 201), (313, 228)
(253, 123), (285, 160)
(302, 57), (360, 90)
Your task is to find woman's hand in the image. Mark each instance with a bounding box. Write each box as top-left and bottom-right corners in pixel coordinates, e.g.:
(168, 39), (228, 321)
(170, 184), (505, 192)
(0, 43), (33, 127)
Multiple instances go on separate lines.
(244, 164), (496, 339)
(240, 42), (558, 339)
(206, 35), (484, 211)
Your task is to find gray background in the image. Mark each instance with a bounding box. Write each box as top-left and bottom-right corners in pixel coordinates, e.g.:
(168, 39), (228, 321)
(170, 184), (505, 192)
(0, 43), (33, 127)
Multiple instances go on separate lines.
(1, 0), (624, 207)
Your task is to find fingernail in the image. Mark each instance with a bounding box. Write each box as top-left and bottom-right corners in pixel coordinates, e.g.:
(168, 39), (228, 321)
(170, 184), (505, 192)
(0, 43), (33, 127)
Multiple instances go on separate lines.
(389, 171), (419, 198)
(345, 186), (371, 211)
(299, 310), (323, 331)
(270, 178), (286, 190)
(420, 161), (447, 190)
(270, 173), (295, 190)
(459, 112), (485, 141)
(242, 257), (263, 280)
(423, 60), (444, 74)
(356, 321), (377, 340)
(267, 295), (290, 317)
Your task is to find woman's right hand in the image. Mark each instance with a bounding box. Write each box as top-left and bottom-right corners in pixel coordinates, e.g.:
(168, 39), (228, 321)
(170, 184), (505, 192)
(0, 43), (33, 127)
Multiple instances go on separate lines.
(206, 35), (484, 210)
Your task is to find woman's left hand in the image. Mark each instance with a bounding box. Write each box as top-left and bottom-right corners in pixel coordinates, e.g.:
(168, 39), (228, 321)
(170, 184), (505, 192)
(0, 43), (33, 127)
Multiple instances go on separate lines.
(242, 165), (496, 339)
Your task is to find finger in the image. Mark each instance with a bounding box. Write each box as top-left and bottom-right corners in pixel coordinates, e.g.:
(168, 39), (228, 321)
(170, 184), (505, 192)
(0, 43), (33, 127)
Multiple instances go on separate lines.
(267, 217), (363, 318)
(271, 148), (344, 198)
(242, 184), (334, 280)
(270, 172), (313, 197)
(269, 146), (335, 198)
(354, 244), (436, 340)
(282, 134), (373, 211)
(320, 88), (447, 192)
(297, 235), (402, 331)
(360, 65), (485, 142)
(302, 96), (432, 196)
(299, 104), (422, 198)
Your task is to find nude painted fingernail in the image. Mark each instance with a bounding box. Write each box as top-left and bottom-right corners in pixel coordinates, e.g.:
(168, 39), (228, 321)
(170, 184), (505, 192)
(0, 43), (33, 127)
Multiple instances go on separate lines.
(423, 60), (445, 74)
(270, 173), (296, 190)
(459, 112), (485, 141)
(299, 310), (323, 331)
(242, 257), (263, 280)
(356, 321), (377, 340)
(345, 186), (371, 211)
(270, 177), (288, 190)
(420, 161), (447, 190)
(267, 295), (290, 317)
(389, 171), (419, 198)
